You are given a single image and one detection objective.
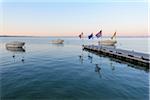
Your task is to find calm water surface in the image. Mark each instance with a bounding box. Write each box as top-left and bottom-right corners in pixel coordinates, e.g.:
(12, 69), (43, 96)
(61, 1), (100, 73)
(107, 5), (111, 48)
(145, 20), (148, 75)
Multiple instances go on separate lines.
(0, 37), (149, 100)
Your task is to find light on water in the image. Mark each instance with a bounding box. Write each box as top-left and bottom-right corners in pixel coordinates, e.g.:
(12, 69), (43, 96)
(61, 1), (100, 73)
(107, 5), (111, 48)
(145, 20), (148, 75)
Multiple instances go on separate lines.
(0, 37), (149, 100)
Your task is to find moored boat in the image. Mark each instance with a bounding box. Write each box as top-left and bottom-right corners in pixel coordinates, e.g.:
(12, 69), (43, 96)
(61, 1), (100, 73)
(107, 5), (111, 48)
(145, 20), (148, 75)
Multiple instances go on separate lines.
(6, 41), (25, 48)
(98, 39), (117, 46)
(98, 32), (117, 46)
(6, 47), (25, 52)
(50, 39), (64, 44)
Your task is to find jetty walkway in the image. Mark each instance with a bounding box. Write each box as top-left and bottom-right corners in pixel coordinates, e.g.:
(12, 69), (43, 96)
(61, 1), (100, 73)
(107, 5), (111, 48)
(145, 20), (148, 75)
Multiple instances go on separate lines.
(83, 45), (150, 68)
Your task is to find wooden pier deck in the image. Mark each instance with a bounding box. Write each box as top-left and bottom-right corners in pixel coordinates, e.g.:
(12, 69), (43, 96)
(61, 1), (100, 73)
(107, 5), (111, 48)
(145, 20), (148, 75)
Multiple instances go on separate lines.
(83, 45), (150, 68)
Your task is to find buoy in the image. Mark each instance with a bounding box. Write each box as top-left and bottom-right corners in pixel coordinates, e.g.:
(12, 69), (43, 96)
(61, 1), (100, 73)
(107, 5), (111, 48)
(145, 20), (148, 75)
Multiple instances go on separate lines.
(21, 59), (24, 62)
(12, 55), (15, 58)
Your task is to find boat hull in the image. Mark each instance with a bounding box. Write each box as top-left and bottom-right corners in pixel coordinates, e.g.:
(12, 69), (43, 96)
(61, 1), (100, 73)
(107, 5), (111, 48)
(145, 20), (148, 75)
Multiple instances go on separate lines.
(6, 42), (25, 48)
(98, 40), (117, 46)
(50, 40), (64, 44)
(6, 47), (25, 52)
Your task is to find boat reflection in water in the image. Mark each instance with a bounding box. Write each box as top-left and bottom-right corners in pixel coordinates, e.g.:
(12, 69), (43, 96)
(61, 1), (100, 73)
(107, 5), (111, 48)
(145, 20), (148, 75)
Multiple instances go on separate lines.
(51, 43), (64, 47)
(6, 47), (25, 53)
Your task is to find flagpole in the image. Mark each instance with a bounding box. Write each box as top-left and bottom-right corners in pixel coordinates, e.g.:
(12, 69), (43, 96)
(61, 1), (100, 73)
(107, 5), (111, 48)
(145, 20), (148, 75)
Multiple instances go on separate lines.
(81, 32), (84, 56)
(82, 34), (84, 56)
(79, 32), (84, 46)
(115, 30), (117, 40)
(99, 30), (102, 49)
(82, 35), (83, 46)
(96, 30), (102, 49)
(92, 33), (94, 46)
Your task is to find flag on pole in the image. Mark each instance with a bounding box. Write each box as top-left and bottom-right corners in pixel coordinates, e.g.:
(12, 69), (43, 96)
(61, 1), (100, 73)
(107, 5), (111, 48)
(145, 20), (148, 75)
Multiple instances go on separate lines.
(88, 33), (93, 39)
(95, 30), (102, 38)
(79, 32), (83, 39)
(111, 32), (116, 39)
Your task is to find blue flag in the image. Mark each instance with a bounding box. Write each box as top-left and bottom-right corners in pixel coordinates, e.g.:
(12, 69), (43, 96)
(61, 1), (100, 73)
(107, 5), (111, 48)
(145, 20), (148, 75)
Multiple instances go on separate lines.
(88, 33), (93, 39)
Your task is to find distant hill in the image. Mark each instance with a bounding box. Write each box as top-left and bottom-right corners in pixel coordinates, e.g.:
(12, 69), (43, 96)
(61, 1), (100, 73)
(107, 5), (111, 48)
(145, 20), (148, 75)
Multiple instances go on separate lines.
(0, 35), (149, 38)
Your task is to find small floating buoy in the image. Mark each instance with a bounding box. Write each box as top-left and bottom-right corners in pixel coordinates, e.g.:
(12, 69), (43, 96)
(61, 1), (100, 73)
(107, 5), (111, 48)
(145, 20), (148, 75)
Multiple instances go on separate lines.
(21, 59), (24, 62)
(88, 55), (92, 58)
(12, 55), (15, 58)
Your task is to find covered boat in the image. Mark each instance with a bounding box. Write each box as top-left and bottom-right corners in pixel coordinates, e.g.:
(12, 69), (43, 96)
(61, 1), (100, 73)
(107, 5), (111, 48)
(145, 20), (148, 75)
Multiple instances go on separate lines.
(98, 39), (117, 46)
(98, 32), (117, 46)
(6, 41), (25, 48)
(50, 39), (64, 44)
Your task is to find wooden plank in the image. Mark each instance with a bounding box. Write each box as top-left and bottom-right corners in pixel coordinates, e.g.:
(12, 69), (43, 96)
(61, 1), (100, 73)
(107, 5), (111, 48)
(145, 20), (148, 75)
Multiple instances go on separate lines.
(83, 45), (150, 68)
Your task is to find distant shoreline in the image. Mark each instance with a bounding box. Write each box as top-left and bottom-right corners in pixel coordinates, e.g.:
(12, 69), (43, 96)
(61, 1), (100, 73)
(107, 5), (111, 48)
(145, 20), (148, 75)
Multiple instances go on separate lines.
(0, 35), (149, 38)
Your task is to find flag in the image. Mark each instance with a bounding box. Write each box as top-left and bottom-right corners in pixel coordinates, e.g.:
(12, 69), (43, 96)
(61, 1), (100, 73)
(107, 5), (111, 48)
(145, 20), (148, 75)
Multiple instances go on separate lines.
(88, 33), (93, 39)
(79, 32), (83, 39)
(95, 30), (102, 38)
(111, 32), (116, 39)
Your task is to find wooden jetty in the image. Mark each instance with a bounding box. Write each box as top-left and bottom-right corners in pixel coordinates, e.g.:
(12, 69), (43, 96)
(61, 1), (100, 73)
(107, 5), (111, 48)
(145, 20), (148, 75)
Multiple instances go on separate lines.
(83, 45), (150, 68)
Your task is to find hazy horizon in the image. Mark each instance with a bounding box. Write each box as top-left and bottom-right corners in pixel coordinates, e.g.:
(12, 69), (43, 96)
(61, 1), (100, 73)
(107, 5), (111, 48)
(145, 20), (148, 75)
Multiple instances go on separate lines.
(0, 0), (149, 36)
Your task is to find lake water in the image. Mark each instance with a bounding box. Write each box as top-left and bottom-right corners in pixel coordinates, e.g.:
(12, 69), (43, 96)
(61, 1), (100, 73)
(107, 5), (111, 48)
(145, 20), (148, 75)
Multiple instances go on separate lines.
(0, 37), (149, 100)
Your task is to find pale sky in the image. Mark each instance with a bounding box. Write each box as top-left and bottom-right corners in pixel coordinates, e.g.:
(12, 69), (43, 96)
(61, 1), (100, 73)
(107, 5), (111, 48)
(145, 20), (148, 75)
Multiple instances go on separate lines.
(0, 0), (149, 36)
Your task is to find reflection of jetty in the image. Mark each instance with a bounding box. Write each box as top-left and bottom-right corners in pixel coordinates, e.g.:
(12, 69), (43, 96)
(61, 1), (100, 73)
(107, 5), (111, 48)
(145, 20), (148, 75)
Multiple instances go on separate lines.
(83, 45), (150, 68)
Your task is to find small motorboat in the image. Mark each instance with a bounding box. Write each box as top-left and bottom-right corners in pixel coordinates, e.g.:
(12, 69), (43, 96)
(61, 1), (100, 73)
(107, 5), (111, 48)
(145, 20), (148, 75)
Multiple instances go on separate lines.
(6, 41), (25, 48)
(50, 39), (64, 44)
